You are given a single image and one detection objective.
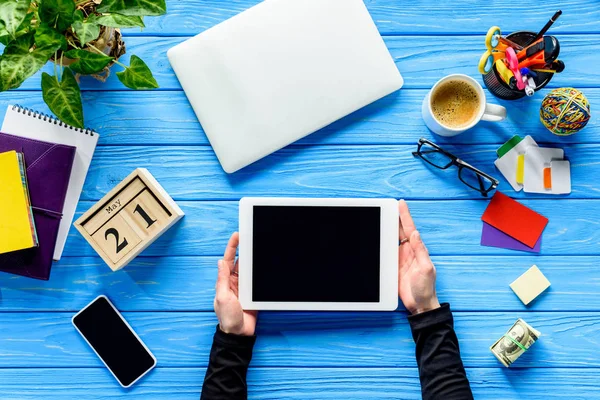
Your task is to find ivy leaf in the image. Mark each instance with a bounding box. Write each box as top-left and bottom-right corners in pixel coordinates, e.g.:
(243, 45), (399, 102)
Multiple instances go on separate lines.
(73, 9), (84, 22)
(41, 69), (84, 128)
(87, 13), (145, 28)
(97, 0), (166, 17)
(0, 11), (33, 45)
(0, 32), (11, 45)
(40, 0), (75, 32)
(3, 29), (34, 54)
(71, 10), (100, 44)
(0, 0), (31, 38)
(116, 55), (158, 89)
(0, 47), (49, 90)
(0, 32), (50, 90)
(34, 23), (68, 52)
(65, 49), (113, 74)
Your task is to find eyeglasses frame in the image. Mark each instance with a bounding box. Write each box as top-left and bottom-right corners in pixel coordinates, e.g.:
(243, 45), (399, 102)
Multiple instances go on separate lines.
(412, 138), (499, 197)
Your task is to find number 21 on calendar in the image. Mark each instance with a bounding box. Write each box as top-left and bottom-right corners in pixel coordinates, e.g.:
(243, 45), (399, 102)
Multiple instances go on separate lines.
(74, 168), (184, 272)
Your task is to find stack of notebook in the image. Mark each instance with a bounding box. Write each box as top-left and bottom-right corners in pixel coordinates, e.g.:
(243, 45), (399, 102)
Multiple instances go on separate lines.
(481, 192), (549, 253)
(0, 150), (38, 254)
(0, 105), (99, 280)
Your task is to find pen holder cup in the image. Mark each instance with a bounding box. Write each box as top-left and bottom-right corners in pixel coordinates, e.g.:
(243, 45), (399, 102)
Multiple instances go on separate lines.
(483, 31), (554, 100)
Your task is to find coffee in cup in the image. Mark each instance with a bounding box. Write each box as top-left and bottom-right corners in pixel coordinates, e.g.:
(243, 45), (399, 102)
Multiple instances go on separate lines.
(431, 79), (481, 129)
(422, 74), (507, 137)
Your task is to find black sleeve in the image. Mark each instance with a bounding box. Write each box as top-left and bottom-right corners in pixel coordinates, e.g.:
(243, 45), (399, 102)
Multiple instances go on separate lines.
(200, 325), (257, 400)
(408, 303), (473, 400)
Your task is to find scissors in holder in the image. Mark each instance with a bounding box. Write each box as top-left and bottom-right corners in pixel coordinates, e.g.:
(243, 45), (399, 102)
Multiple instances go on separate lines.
(478, 26), (523, 74)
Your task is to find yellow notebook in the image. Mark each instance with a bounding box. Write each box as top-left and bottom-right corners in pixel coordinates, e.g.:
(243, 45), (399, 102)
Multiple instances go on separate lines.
(0, 150), (38, 254)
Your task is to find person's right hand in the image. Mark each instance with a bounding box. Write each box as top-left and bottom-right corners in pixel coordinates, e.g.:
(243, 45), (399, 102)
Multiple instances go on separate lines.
(397, 200), (441, 315)
(214, 232), (258, 336)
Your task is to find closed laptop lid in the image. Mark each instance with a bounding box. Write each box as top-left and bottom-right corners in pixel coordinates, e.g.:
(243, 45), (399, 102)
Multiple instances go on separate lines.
(168, 0), (403, 173)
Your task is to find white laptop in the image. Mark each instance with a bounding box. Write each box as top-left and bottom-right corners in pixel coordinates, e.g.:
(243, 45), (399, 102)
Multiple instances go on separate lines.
(168, 0), (403, 173)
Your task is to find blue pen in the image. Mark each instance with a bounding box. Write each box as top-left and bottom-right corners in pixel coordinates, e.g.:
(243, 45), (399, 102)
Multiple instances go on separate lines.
(521, 67), (537, 79)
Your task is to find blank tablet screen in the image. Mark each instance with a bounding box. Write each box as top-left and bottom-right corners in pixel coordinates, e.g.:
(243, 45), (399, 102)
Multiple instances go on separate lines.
(252, 206), (381, 302)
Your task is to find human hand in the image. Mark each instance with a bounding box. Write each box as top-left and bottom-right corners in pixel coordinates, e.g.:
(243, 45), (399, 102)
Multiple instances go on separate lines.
(214, 232), (258, 336)
(397, 200), (441, 315)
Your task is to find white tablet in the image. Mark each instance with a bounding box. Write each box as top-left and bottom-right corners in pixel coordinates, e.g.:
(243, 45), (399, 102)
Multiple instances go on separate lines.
(239, 198), (399, 311)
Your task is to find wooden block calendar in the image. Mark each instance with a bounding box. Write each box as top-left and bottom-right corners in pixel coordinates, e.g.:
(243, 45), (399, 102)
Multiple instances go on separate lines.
(74, 168), (184, 271)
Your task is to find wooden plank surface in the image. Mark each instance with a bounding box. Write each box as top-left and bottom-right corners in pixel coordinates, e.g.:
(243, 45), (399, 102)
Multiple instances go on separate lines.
(0, 0), (598, 397)
(2, 88), (598, 147)
(0, 311), (597, 368)
(58, 200), (600, 257)
(128, 0), (600, 36)
(75, 144), (598, 200)
(7, 35), (600, 91)
(1, 367), (599, 400)
(0, 256), (597, 312)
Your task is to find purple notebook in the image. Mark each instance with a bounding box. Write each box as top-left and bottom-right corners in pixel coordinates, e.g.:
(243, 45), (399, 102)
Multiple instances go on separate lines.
(0, 132), (75, 280)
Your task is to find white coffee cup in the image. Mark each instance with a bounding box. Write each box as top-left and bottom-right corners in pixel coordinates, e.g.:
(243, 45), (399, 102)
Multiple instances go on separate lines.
(422, 74), (506, 137)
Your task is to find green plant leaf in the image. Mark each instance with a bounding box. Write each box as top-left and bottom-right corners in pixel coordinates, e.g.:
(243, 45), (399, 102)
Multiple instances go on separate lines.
(0, 32), (10, 45)
(0, 32), (51, 90)
(2, 29), (34, 54)
(116, 55), (158, 89)
(97, 0), (166, 17)
(40, 0), (75, 32)
(71, 10), (100, 44)
(65, 49), (113, 74)
(0, 11), (33, 45)
(0, 0), (31, 38)
(87, 13), (144, 28)
(73, 8), (84, 22)
(41, 69), (84, 128)
(34, 23), (67, 52)
(0, 47), (49, 90)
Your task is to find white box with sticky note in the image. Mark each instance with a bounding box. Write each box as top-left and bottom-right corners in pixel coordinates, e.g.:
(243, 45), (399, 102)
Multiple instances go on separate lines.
(495, 136), (571, 195)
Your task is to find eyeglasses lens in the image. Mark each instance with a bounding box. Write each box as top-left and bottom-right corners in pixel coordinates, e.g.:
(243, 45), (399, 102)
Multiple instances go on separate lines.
(418, 142), (454, 169)
(459, 167), (495, 194)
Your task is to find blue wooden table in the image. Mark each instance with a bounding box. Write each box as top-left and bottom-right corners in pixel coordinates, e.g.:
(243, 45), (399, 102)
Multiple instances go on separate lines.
(1, 1), (600, 398)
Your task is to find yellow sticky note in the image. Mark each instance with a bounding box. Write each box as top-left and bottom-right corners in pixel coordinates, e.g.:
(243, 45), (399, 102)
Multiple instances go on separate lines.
(516, 154), (525, 185)
(510, 265), (551, 305)
(0, 151), (37, 254)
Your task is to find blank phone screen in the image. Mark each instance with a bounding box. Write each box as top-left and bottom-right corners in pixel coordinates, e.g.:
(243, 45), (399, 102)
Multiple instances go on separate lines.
(73, 297), (155, 387)
(252, 206), (381, 302)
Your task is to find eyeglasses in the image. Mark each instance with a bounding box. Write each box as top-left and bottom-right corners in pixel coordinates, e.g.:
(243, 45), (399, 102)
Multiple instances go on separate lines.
(412, 138), (499, 197)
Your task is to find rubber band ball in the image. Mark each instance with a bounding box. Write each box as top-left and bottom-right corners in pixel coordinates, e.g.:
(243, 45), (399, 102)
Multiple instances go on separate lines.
(540, 88), (591, 136)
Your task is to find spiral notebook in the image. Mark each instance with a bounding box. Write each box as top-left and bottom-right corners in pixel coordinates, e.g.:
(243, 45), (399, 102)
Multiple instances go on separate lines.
(1, 105), (99, 260)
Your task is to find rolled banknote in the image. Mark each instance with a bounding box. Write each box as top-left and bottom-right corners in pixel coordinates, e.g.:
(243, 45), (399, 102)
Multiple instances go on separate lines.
(490, 318), (541, 367)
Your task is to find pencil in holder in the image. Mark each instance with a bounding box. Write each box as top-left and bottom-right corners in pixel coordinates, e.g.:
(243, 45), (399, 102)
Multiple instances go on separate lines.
(483, 31), (554, 100)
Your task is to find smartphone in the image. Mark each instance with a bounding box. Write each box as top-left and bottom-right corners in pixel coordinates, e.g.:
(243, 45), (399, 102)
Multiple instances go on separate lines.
(72, 295), (157, 387)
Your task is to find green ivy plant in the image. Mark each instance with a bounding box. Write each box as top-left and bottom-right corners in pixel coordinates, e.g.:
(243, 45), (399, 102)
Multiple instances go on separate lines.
(0, 0), (165, 128)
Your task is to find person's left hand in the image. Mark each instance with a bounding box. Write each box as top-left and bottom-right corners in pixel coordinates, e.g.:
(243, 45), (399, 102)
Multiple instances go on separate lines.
(397, 200), (440, 315)
(214, 232), (258, 336)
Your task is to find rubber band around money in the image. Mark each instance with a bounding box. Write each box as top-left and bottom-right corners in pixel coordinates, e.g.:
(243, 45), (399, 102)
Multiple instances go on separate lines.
(503, 334), (528, 351)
